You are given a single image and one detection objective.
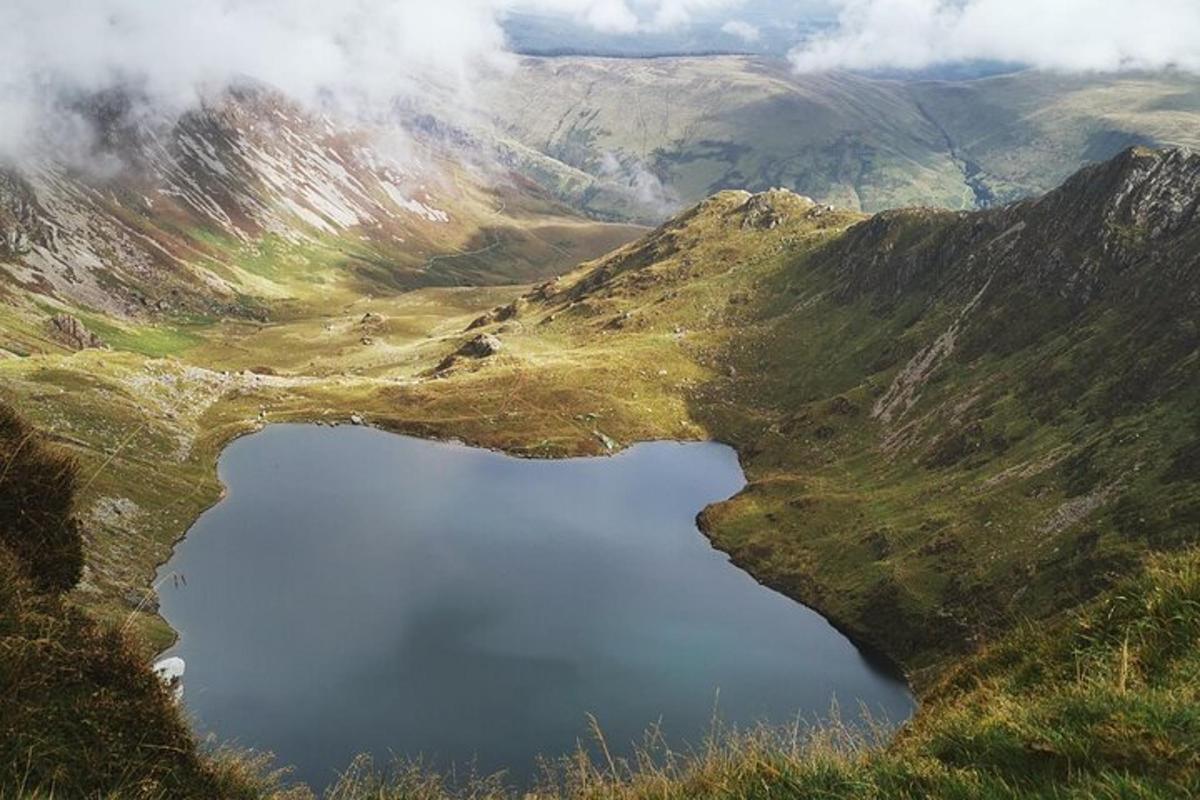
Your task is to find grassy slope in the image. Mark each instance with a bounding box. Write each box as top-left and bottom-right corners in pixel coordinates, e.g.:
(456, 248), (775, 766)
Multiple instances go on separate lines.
(0, 149), (1197, 796)
(481, 153), (1200, 674)
(486, 58), (972, 217)
(908, 72), (1200, 204)
(486, 58), (1200, 216)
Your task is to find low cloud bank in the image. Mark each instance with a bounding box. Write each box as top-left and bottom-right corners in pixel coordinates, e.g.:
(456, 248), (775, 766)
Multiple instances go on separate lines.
(722, 20), (762, 43)
(789, 0), (1200, 74)
(0, 0), (742, 160)
(3, 0), (1197, 165)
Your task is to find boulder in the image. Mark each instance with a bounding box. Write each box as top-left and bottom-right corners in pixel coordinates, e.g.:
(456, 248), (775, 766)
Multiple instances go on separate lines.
(459, 333), (502, 359)
(465, 300), (523, 332)
(740, 192), (785, 230)
(48, 314), (105, 350)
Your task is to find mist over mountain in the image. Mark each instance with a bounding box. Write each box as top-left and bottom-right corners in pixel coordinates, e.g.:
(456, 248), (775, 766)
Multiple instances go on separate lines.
(504, 0), (837, 57)
(4, 0), (1197, 168)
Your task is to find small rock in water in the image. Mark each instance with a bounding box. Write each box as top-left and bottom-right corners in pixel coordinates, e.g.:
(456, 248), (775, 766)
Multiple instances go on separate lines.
(350, 414), (364, 426)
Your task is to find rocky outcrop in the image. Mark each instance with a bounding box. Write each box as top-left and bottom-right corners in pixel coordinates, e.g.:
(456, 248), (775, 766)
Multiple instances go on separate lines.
(434, 333), (502, 374)
(48, 314), (106, 351)
(465, 299), (523, 331)
(0, 172), (51, 260)
(820, 147), (1200, 309)
(458, 333), (502, 358)
(0, 83), (624, 319)
(740, 190), (803, 230)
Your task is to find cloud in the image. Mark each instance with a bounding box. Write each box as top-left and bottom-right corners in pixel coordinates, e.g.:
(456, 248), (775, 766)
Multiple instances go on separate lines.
(789, 0), (1200, 73)
(515, 0), (744, 32)
(644, 0), (745, 30)
(565, 0), (640, 32)
(0, 0), (741, 160)
(721, 19), (761, 43)
(598, 150), (680, 216)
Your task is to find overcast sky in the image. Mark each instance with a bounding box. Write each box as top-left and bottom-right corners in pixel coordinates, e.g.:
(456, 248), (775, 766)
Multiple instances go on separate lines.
(1, 0), (1198, 159)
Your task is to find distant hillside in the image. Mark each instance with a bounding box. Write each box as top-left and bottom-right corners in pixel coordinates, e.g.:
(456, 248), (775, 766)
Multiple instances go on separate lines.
(0, 86), (641, 324)
(484, 57), (1200, 219)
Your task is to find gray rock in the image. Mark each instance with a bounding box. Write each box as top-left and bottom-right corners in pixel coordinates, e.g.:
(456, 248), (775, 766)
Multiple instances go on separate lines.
(459, 333), (502, 359)
(48, 314), (106, 350)
(740, 192), (785, 230)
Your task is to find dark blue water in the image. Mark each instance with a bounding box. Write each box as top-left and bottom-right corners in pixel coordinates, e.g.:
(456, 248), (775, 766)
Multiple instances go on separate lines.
(157, 425), (911, 789)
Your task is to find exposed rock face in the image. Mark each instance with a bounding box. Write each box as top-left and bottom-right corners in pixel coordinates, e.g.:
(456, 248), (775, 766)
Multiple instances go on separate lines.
(821, 146), (1200, 308)
(459, 333), (502, 358)
(0, 87), (460, 316)
(740, 191), (788, 230)
(0, 83), (632, 319)
(49, 314), (106, 351)
(1079, 146), (1200, 239)
(433, 333), (503, 374)
(465, 299), (523, 331)
(0, 172), (49, 260)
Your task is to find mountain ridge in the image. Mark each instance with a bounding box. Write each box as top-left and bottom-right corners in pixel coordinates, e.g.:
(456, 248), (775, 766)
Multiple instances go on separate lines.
(444, 146), (1198, 669)
(1, 145), (1198, 798)
(0, 85), (643, 325)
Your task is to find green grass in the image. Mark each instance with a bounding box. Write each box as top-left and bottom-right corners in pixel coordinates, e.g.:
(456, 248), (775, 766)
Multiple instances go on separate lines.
(1, 153), (1197, 797)
(77, 315), (205, 357)
(486, 59), (1200, 218)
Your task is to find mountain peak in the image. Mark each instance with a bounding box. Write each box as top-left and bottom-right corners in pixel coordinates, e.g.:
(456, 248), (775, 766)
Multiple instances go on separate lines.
(1049, 146), (1200, 240)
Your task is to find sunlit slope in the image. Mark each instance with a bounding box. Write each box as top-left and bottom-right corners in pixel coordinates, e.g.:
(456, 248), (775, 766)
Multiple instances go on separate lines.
(457, 146), (1200, 670)
(0, 85), (642, 333)
(909, 71), (1200, 205)
(2, 146), (1197, 798)
(486, 57), (1200, 218)
(485, 57), (973, 217)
